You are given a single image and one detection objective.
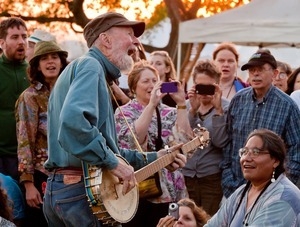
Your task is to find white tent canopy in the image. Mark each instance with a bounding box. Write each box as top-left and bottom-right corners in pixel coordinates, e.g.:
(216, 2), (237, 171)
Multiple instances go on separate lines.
(177, 0), (300, 75)
(178, 0), (300, 47)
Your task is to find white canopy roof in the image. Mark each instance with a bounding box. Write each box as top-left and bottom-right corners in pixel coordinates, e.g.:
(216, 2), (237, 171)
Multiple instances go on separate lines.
(178, 0), (300, 47)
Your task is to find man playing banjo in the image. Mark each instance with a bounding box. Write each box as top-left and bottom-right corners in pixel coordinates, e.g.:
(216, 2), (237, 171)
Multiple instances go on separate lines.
(43, 12), (187, 227)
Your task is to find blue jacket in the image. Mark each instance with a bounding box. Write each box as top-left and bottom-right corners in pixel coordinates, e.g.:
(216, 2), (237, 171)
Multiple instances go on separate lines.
(45, 47), (156, 170)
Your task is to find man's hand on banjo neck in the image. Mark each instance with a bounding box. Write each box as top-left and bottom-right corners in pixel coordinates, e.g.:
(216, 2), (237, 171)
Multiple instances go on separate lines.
(110, 143), (186, 195)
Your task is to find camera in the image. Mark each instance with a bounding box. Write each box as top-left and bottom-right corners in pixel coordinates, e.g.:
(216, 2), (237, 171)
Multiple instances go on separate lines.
(161, 82), (178, 93)
(168, 203), (179, 220)
(195, 84), (215, 95)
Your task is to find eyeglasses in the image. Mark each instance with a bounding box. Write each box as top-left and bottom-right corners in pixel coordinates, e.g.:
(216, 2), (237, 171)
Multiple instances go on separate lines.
(238, 147), (269, 158)
(248, 66), (272, 74)
(276, 72), (287, 79)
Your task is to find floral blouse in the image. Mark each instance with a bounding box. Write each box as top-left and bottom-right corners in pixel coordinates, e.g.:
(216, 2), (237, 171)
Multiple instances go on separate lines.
(115, 99), (188, 203)
(15, 82), (50, 183)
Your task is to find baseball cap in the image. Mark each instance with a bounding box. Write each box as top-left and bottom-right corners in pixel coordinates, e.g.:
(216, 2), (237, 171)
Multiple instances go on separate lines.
(83, 12), (145, 48)
(241, 52), (277, 71)
(28, 29), (57, 44)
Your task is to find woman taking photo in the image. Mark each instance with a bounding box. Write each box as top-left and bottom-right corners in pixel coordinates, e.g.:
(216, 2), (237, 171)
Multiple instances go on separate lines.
(149, 50), (178, 107)
(183, 60), (229, 216)
(156, 198), (210, 227)
(204, 129), (300, 227)
(115, 60), (192, 227)
(15, 41), (68, 226)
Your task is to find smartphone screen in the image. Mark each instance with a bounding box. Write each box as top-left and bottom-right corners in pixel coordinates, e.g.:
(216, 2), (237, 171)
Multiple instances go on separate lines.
(195, 84), (215, 95)
(161, 82), (178, 93)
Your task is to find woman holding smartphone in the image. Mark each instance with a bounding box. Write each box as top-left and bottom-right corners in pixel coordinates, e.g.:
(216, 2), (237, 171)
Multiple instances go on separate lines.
(149, 50), (178, 107)
(115, 60), (192, 227)
(183, 60), (229, 216)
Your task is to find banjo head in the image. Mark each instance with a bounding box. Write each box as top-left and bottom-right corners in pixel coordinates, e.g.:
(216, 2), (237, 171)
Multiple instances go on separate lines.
(99, 158), (139, 223)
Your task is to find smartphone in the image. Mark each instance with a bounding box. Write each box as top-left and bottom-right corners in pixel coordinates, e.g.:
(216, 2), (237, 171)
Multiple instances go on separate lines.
(161, 82), (178, 93)
(168, 203), (179, 220)
(195, 84), (215, 95)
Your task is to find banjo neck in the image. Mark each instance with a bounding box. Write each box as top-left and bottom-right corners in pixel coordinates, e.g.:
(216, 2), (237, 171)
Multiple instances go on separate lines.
(135, 135), (205, 183)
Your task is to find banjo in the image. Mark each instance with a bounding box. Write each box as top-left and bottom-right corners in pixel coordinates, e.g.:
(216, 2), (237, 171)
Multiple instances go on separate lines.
(82, 128), (210, 226)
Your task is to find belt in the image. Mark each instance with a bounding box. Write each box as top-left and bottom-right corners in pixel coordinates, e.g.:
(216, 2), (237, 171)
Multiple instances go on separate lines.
(53, 167), (83, 176)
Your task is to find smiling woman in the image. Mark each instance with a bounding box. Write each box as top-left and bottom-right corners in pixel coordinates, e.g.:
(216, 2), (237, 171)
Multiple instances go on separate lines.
(204, 129), (300, 227)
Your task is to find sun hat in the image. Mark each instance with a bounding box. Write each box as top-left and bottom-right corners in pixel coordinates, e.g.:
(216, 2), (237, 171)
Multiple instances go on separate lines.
(241, 52), (277, 71)
(83, 12), (145, 48)
(29, 41), (68, 65)
(28, 29), (57, 43)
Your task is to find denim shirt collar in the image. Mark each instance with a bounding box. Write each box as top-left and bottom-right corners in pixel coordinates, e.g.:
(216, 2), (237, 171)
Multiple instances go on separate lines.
(88, 47), (121, 84)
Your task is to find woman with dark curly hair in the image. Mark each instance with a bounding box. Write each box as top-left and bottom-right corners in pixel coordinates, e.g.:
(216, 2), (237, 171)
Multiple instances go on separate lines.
(15, 41), (68, 226)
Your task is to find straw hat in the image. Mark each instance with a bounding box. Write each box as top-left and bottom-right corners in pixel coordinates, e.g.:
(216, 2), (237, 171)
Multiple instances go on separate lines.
(29, 41), (68, 65)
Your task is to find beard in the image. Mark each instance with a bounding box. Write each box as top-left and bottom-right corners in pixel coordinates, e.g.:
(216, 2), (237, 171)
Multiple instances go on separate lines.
(112, 53), (134, 75)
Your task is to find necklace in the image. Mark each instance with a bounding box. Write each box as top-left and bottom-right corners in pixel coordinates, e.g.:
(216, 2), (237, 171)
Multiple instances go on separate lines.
(223, 82), (234, 99)
(242, 181), (271, 226)
(229, 181), (271, 226)
(198, 106), (214, 121)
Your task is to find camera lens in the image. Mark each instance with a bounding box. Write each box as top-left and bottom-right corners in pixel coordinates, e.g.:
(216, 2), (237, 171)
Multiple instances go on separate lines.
(169, 203), (178, 211)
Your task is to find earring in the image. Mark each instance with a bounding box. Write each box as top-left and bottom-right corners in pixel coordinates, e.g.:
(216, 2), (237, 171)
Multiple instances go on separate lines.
(271, 170), (275, 183)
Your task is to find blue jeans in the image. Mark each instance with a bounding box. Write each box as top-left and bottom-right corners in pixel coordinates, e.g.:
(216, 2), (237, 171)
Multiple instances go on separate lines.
(43, 173), (100, 227)
(184, 172), (223, 216)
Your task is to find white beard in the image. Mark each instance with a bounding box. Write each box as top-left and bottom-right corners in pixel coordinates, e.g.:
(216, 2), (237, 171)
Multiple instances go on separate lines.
(112, 52), (134, 75)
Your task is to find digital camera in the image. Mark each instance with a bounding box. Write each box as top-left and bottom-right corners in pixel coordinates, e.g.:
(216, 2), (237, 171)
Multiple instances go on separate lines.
(168, 203), (179, 220)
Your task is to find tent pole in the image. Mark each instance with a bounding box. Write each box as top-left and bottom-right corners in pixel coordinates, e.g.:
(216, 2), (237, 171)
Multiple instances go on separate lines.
(177, 42), (181, 80)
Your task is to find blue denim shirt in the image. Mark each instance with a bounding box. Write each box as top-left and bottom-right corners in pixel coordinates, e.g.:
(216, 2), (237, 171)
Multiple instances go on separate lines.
(45, 47), (156, 170)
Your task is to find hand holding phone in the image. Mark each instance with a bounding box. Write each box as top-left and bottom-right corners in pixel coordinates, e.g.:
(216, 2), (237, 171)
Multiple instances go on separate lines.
(161, 82), (178, 93)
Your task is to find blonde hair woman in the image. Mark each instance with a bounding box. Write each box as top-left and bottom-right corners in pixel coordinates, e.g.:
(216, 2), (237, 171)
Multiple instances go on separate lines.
(149, 50), (178, 107)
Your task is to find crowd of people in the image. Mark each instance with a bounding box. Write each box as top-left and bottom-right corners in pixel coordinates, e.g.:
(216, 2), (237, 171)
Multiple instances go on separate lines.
(0, 11), (300, 227)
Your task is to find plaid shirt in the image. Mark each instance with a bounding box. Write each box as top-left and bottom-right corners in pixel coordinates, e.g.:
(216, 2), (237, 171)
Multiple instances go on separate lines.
(221, 86), (300, 198)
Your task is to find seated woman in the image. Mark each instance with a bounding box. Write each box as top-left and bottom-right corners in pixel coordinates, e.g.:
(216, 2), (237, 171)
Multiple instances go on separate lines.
(156, 198), (210, 227)
(204, 129), (300, 227)
(115, 60), (193, 227)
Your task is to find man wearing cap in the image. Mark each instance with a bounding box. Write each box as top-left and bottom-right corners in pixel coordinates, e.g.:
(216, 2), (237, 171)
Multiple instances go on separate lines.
(221, 50), (300, 198)
(43, 12), (186, 227)
(26, 29), (56, 61)
(0, 17), (29, 181)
